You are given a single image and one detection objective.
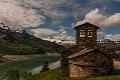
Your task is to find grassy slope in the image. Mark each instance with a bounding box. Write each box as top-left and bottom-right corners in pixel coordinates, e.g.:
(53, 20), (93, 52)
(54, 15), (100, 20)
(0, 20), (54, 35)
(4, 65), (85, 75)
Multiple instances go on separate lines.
(26, 69), (120, 80)
(0, 56), (59, 76)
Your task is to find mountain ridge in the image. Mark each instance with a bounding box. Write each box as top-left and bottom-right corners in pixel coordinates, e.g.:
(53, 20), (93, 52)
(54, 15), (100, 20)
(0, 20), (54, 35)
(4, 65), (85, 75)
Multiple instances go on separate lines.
(0, 24), (64, 54)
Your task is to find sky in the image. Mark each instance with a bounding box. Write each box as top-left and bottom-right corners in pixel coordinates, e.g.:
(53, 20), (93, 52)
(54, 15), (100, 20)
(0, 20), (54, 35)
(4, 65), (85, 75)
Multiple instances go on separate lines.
(0, 0), (120, 41)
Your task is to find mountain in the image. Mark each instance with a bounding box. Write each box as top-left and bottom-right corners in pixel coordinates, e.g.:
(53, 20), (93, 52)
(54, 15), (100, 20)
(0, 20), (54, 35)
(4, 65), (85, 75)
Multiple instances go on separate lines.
(0, 26), (64, 54)
(39, 28), (75, 48)
(42, 38), (75, 48)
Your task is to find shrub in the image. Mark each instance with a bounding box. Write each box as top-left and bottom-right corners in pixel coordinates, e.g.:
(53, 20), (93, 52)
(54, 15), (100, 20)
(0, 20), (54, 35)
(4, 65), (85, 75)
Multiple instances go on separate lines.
(40, 60), (50, 72)
(4, 67), (20, 80)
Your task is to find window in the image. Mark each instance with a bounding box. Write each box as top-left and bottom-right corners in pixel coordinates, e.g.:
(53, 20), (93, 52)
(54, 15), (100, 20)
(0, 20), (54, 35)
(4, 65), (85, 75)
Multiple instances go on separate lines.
(101, 61), (106, 65)
(80, 30), (85, 37)
(91, 59), (96, 62)
(93, 69), (99, 73)
(88, 30), (92, 37)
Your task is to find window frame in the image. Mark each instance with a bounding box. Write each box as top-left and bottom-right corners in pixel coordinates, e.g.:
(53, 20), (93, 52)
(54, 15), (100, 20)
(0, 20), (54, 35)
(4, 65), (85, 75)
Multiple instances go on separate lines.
(88, 30), (93, 37)
(80, 30), (85, 37)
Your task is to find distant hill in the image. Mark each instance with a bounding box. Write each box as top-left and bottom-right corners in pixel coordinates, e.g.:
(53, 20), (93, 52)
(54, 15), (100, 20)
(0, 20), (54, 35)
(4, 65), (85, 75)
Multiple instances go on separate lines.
(0, 25), (64, 55)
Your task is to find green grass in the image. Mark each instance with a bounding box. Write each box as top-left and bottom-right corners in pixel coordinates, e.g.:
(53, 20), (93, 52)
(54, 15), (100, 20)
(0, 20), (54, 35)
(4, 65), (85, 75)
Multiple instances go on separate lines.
(0, 56), (60, 76)
(25, 69), (120, 80)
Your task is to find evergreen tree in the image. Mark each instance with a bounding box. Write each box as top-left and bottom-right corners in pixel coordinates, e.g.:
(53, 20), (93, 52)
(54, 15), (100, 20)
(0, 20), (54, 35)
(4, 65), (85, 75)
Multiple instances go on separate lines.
(4, 67), (20, 80)
(41, 60), (50, 72)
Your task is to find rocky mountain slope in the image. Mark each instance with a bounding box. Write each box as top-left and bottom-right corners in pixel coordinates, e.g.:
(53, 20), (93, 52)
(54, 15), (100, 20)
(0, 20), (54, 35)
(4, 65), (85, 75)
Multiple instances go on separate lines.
(0, 24), (64, 54)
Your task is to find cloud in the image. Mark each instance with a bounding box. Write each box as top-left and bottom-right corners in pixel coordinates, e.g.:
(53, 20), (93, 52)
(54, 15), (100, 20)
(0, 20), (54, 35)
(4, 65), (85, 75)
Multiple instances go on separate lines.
(31, 28), (74, 40)
(0, 0), (45, 29)
(22, 0), (99, 24)
(112, 0), (120, 3)
(52, 28), (74, 40)
(0, 0), (77, 30)
(0, 0), (114, 30)
(0, 0), (117, 40)
(97, 30), (104, 35)
(105, 34), (120, 41)
(22, 0), (70, 18)
(76, 8), (120, 27)
(31, 28), (57, 38)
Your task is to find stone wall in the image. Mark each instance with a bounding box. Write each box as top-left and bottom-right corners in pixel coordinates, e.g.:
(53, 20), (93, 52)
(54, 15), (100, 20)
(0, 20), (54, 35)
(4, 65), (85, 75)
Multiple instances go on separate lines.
(60, 45), (85, 77)
(75, 23), (98, 47)
(68, 51), (114, 77)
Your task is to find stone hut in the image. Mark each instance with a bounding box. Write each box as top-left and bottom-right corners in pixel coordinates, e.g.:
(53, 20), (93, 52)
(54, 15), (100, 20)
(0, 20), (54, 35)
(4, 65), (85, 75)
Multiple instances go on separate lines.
(60, 22), (114, 77)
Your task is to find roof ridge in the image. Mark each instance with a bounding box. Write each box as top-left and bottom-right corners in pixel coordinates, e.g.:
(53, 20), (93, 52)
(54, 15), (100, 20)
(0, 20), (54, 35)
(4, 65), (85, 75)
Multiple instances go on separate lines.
(73, 22), (100, 29)
(68, 48), (95, 59)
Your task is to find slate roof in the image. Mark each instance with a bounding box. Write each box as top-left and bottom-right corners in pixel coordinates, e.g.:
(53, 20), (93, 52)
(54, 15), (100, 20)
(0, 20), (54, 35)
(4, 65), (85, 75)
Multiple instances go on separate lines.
(67, 47), (113, 59)
(74, 22), (100, 29)
(68, 48), (94, 59)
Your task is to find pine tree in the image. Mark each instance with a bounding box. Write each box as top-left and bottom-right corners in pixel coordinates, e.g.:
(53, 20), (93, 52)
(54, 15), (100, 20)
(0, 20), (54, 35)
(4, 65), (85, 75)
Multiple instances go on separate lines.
(4, 67), (20, 80)
(41, 60), (50, 72)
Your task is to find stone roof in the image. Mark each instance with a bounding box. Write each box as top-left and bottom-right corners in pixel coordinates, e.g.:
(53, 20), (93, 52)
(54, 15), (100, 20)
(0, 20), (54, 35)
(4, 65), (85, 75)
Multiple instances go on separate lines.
(67, 47), (113, 59)
(74, 22), (100, 29)
(68, 48), (94, 59)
